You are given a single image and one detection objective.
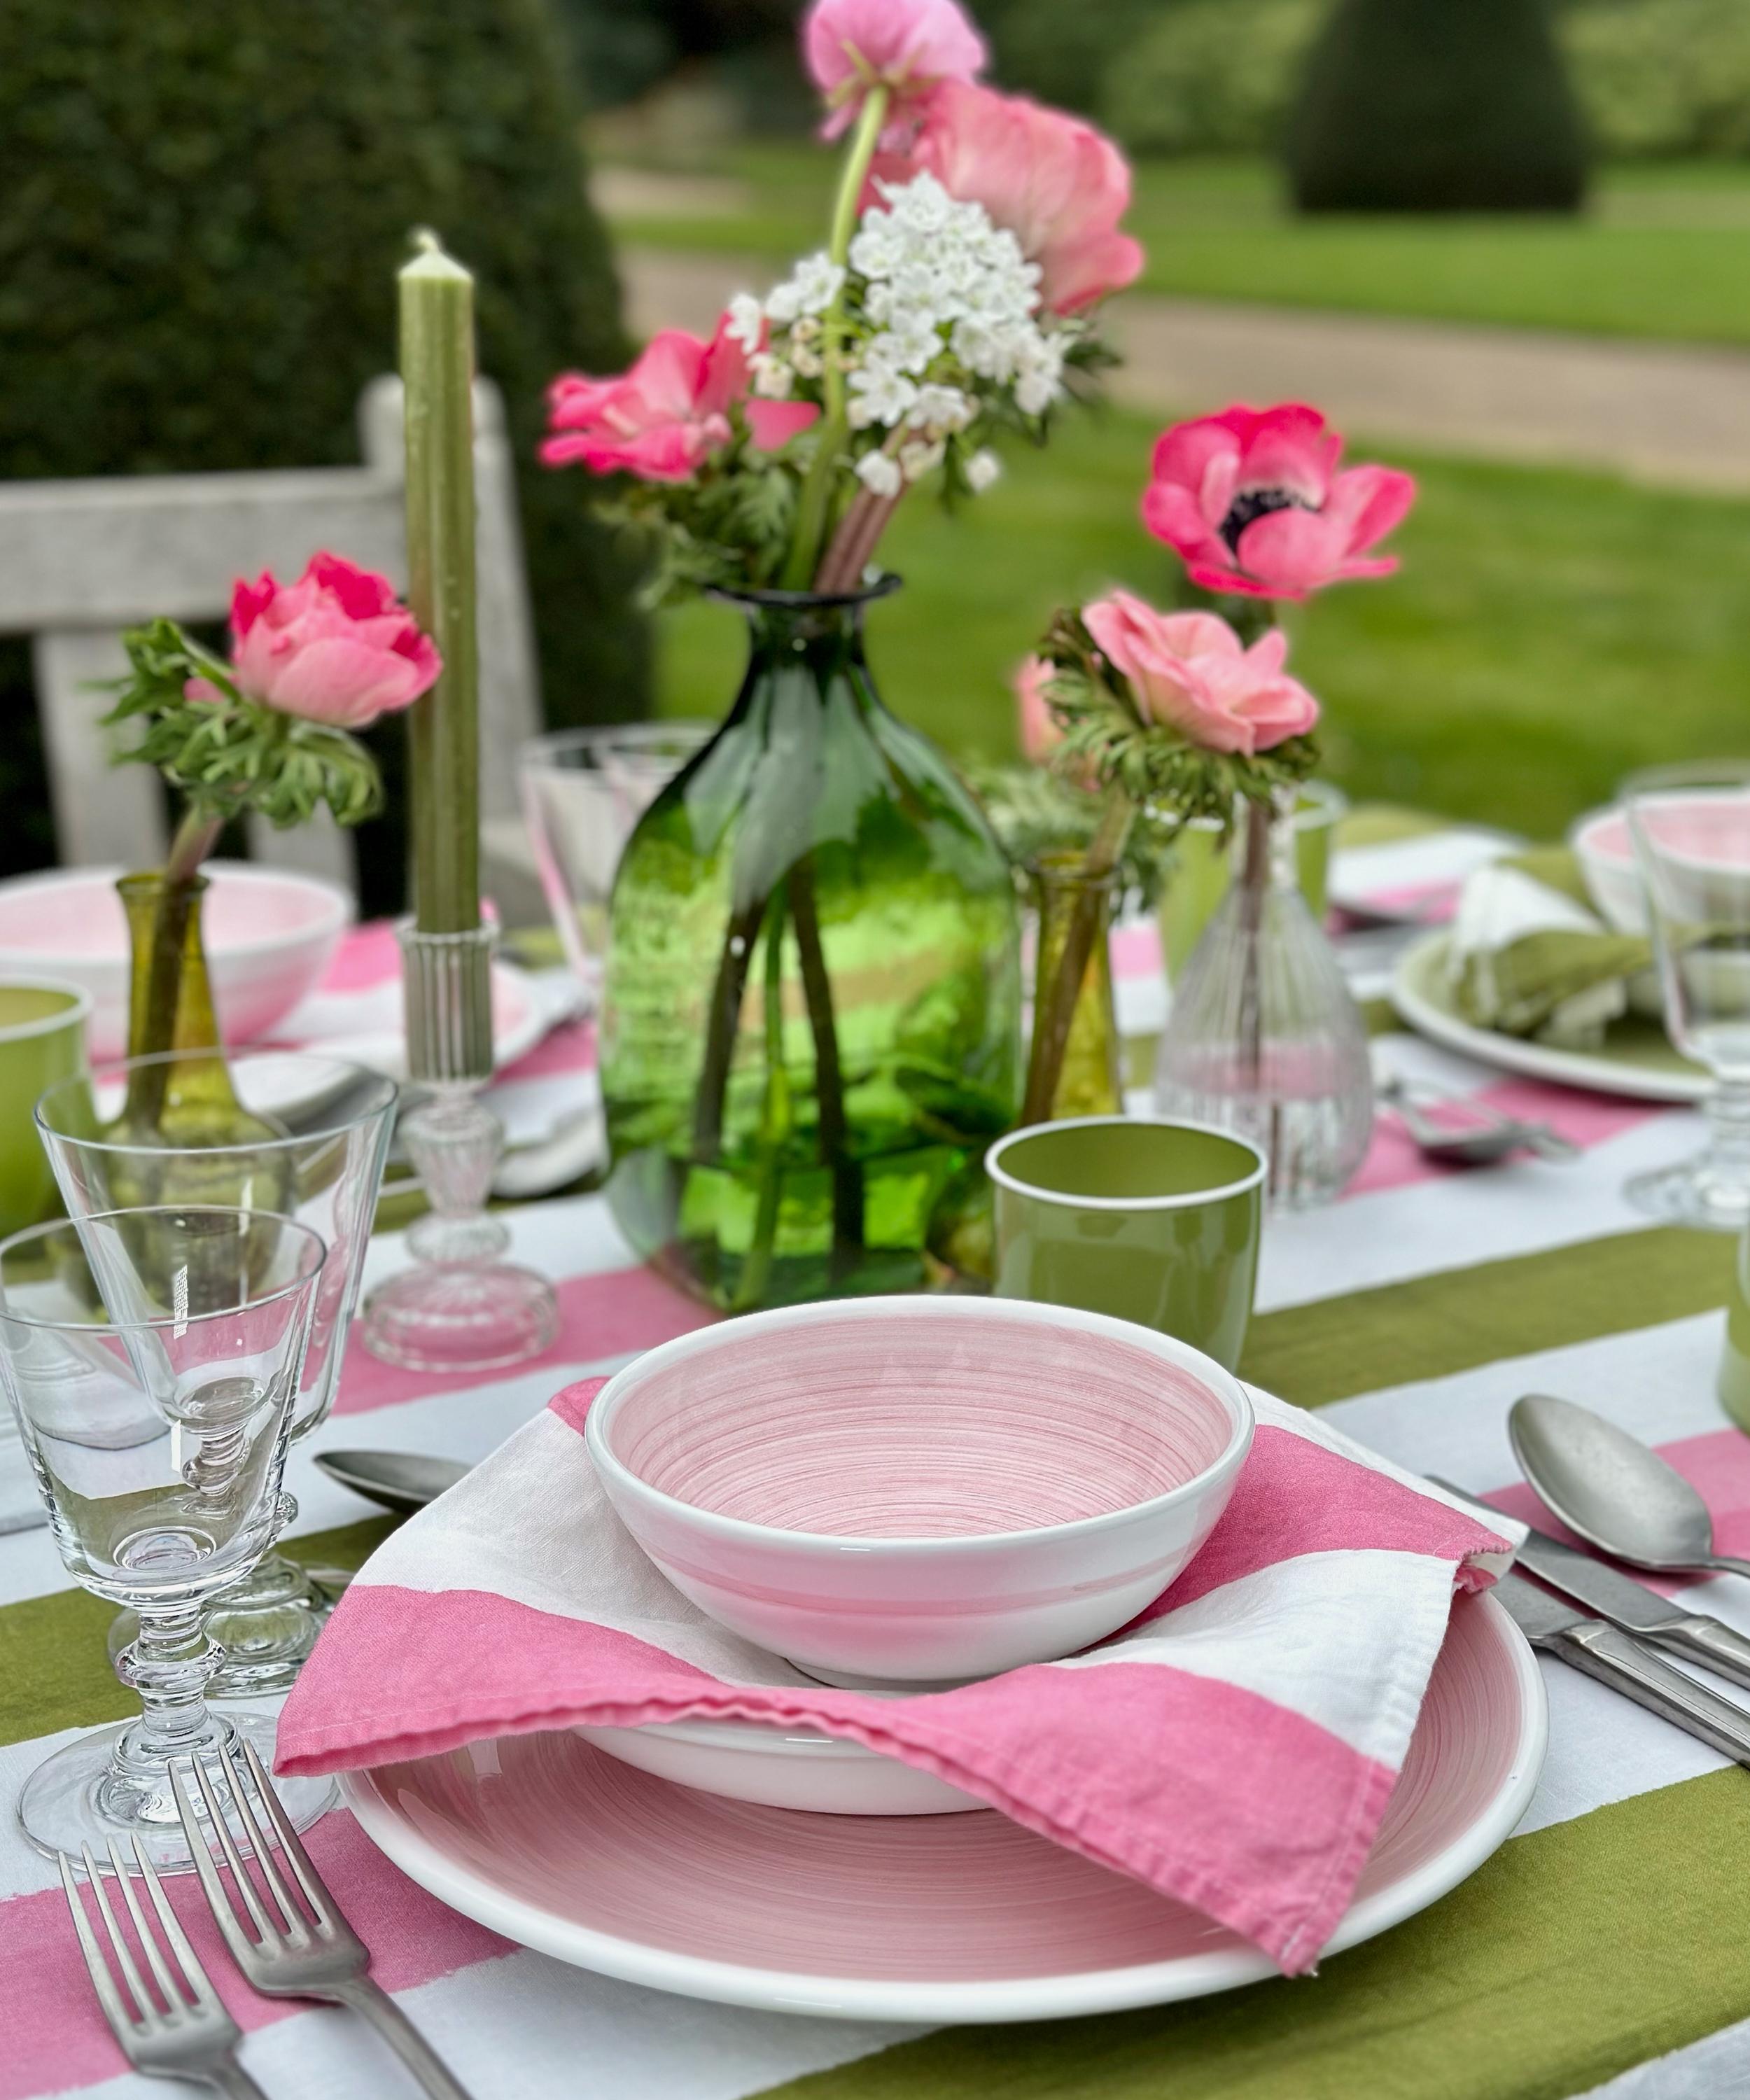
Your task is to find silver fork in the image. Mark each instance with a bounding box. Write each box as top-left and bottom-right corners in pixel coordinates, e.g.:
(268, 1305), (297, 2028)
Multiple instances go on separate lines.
(173, 1741), (472, 2100)
(58, 1840), (270, 2099)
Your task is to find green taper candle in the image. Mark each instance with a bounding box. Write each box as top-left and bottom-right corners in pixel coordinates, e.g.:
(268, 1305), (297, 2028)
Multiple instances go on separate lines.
(399, 229), (479, 934)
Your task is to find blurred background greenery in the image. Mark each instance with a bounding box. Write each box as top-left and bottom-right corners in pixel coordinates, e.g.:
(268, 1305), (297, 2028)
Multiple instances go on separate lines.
(8, 0), (1750, 897)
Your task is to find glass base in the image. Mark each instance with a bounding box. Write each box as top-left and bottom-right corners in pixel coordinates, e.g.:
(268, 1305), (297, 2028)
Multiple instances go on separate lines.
(18, 1712), (335, 1872)
(360, 1260), (559, 1373)
(107, 1553), (350, 1699)
(1624, 1154), (1750, 1231)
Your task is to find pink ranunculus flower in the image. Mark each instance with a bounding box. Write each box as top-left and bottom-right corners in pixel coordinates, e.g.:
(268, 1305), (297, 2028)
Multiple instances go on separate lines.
(896, 83), (1144, 314)
(1014, 654), (1061, 763)
(1082, 591), (1318, 757)
(186, 554), (441, 729)
(1142, 403), (1416, 601)
(542, 316), (818, 483)
(803, 0), (986, 143)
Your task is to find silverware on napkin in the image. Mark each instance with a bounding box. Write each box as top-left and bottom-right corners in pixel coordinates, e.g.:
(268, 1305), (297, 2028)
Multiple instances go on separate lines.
(1491, 1570), (1750, 1769)
(1510, 1393), (1750, 1583)
(1430, 1476), (1750, 1693)
(315, 1449), (470, 1515)
(59, 1838), (271, 2098)
(172, 1741), (475, 2100)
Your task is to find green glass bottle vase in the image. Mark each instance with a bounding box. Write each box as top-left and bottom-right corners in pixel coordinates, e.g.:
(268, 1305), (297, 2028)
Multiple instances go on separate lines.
(601, 580), (1023, 1312)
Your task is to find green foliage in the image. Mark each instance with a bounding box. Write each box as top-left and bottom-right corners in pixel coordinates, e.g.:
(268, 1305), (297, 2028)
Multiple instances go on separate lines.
(963, 760), (1177, 904)
(1561, 0), (1750, 158)
(1102, 0), (1321, 157)
(105, 621), (384, 832)
(1288, 0), (1590, 212)
(1032, 610), (1319, 830)
(977, 0), (1161, 116)
(0, 0), (645, 906)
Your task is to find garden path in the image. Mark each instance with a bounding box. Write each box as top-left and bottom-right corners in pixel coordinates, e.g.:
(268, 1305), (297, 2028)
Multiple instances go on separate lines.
(622, 246), (1750, 493)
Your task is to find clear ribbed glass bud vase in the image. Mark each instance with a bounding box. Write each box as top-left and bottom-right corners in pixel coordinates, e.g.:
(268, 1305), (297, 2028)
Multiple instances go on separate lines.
(1153, 793), (1372, 1208)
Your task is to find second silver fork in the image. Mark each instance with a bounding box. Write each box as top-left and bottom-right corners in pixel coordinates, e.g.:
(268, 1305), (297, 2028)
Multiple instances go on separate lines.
(172, 1740), (473, 2100)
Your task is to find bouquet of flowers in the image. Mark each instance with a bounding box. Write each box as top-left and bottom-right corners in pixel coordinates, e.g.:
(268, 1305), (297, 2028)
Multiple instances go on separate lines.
(542, 0), (1142, 596)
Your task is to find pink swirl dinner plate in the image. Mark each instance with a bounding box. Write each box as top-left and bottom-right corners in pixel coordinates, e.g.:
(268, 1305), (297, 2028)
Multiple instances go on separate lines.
(342, 1588), (1546, 2023)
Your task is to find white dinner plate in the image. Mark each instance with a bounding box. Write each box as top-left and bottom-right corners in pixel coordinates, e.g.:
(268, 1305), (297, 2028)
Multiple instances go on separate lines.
(342, 1588), (1546, 2025)
(1391, 932), (1707, 1105)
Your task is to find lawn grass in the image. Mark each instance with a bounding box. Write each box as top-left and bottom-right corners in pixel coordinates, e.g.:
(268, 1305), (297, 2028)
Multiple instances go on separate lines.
(601, 148), (1750, 347)
(653, 407), (1750, 842)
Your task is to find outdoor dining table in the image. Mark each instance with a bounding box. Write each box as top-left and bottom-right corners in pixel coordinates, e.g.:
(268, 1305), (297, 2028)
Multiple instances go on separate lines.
(5, 811), (1750, 2100)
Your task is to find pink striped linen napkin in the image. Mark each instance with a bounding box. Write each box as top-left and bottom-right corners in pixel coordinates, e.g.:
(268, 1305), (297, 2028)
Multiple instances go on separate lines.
(279, 1379), (1519, 1975)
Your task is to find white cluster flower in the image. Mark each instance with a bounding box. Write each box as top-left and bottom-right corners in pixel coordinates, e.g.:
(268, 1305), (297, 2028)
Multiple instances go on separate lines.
(750, 354), (794, 400)
(899, 438), (945, 484)
(855, 451), (903, 498)
(839, 174), (1064, 429)
(965, 447), (1002, 493)
(725, 292), (764, 357)
(764, 251), (846, 326)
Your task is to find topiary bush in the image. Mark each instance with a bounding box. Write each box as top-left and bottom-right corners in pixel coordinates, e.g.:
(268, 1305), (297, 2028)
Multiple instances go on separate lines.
(1102, 0), (1321, 157)
(1560, 0), (1750, 158)
(1288, 0), (1590, 213)
(0, 0), (647, 906)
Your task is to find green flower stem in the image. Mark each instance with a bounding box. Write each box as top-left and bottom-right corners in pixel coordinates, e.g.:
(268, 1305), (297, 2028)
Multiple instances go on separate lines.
(780, 84), (890, 592)
(1021, 783), (1135, 1126)
(1232, 598), (1282, 1098)
(692, 890), (769, 1165)
(732, 896), (792, 1313)
(788, 854), (861, 1280)
(127, 806), (225, 1130)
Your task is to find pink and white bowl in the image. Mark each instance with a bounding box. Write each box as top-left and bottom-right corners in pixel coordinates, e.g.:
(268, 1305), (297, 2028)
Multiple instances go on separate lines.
(0, 861), (351, 1061)
(584, 1296), (1254, 1687)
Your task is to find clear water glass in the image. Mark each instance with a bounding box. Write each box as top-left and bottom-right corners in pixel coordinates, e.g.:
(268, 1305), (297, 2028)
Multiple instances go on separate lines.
(1624, 760), (1750, 1229)
(34, 1051), (398, 1695)
(519, 722), (715, 1008)
(0, 1208), (331, 1868)
(1154, 792), (1373, 1208)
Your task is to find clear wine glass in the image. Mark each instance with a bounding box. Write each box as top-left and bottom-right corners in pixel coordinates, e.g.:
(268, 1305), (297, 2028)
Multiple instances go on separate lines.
(519, 722), (714, 1007)
(35, 1051), (398, 1694)
(1624, 760), (1750, 1228)
(0, 1207), (330, 1868)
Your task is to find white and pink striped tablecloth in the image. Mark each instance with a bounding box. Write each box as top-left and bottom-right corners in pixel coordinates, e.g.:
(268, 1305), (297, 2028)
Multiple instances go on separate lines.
(6, 877), (1750, 2100)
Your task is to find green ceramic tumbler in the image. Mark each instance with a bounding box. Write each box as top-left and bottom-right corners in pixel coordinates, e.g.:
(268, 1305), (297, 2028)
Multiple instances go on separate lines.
(0, 980), (89, 1236)
(988, 1115), (1266, 1371)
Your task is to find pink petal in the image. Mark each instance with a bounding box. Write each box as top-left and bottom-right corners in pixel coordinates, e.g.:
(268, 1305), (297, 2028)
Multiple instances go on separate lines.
(263, 637), (428, 727)
(746, 398), (822, 451)
(1149, 416), (1240, 509)
(1232, 505), (1355, 595)
(1324, 465), (1418, 556)
(229, 573), (278, 641)
(1140, 480), (1229, 569)
(1185, 559), (1280, 600)
(307, 554), (397, 622)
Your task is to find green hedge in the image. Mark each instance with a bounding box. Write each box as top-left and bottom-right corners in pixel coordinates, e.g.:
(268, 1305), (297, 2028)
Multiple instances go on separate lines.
(1562, 0), (1750, 156)
(0, 0), (647, 905)
(1289, 0), (1589, 211)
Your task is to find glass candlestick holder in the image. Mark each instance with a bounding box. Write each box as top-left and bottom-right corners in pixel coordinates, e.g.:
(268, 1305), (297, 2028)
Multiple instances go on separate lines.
(361, 921), (558, 1371)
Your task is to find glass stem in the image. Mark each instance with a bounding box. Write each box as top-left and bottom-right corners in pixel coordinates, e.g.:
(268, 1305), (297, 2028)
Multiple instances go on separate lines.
(789, 855), (862, 1279)
(114, 1600), (223, 1766)
(1707, 1078), (1750, 1177)
(1022, 785), (1133, 1124)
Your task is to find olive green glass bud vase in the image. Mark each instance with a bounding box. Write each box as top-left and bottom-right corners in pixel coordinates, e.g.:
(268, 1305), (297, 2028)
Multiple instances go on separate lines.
(1026, 853), (1123, 1124)
(601, 580), (1023, 1312)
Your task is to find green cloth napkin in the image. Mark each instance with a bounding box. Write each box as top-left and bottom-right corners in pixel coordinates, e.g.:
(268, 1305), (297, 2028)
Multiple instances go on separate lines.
(1448, 846), (1652, 1046)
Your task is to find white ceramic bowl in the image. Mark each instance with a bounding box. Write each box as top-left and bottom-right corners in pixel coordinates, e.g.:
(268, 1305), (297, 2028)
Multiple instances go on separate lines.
(586, 1296), (1254, 1686)
(0, 862), (352, 1060)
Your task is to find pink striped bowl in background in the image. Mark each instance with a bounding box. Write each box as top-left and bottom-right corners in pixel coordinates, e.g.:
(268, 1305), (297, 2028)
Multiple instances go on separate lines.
(585, 1296), (1254, 1686)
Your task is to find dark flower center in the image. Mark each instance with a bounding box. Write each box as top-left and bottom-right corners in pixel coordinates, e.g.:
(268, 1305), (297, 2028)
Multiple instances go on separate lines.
(1219, 486), (1313, 556)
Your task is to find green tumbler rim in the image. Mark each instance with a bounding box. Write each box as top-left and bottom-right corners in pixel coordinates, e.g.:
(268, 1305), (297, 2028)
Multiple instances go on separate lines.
(986, 1115), (1268, 1212)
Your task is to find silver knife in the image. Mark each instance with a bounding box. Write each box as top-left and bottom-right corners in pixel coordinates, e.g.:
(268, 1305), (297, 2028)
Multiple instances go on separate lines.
(1429, 1475), (1750, 1692)
(1491, 1569), (1750, 1768)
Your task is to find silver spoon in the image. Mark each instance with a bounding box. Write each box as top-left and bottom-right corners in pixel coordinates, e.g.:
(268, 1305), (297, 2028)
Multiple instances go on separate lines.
(1509, 1393), (1750, 1581)
(314, 1449), (470, 1515)
(1379, 1077), (1579, 1166)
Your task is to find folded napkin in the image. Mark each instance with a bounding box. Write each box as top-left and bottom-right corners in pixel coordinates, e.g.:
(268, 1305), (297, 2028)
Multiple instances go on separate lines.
(279, 1379), (1518, 1975)
(1448, 847), (1651, 1046)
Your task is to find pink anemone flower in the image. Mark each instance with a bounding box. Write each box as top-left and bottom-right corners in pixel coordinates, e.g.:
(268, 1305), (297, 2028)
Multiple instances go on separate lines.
(802, 0), (986, 143)
(1082, 592), (1318, 757)
(1142, 404), (1416, 601)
